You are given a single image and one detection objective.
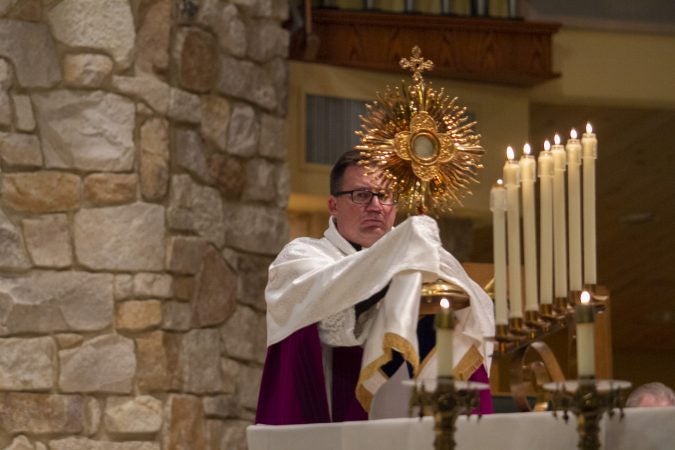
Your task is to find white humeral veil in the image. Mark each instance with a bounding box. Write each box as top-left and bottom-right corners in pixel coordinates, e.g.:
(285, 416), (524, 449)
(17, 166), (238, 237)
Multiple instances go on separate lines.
(265, 215), (494, 411)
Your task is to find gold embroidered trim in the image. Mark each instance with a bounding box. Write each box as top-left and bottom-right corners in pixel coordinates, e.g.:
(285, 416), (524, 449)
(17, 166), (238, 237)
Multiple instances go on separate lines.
(356, 332), (420, 412)
(453, 344), (484, 381)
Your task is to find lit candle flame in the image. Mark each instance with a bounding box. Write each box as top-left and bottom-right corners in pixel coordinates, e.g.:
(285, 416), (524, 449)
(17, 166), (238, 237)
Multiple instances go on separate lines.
(571, 128), (578, 139)
(544, 139), (551, 151)
(506, 146), (515, 161)
(580, 291), (591, 305)
(586, 122), (593, 134)
(523, 143), (531, 155)
(554, 134), (561, 145)
(440, 298), (450, 309)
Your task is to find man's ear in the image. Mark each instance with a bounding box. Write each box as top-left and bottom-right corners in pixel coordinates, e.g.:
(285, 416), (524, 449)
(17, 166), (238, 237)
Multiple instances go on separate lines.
(328, 196), (338, 216)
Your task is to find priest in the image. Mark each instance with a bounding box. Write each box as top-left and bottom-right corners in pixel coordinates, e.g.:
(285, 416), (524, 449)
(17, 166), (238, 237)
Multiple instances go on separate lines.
(255, 150), (495, 425)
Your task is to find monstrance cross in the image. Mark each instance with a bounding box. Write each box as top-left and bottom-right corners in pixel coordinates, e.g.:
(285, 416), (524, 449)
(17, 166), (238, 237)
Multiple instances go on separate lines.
(399, 46), (434, 85)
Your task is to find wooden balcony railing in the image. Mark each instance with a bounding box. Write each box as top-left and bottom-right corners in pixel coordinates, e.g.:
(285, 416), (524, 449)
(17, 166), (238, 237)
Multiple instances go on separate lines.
(290, 8), (561, 86)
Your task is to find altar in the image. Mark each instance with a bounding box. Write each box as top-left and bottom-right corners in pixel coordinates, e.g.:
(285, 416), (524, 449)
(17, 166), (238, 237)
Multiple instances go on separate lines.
(247, 407), (674, 450)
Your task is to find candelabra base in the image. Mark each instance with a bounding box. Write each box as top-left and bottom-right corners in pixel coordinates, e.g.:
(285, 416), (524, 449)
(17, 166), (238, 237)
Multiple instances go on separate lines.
(524, 310), (550, 332)
(554, 296), (573, 315)
(508, 316), (532, 337)
(545, 378), (631, 450)
(538, 303), (559, 321)
(407, 378), (488, 450)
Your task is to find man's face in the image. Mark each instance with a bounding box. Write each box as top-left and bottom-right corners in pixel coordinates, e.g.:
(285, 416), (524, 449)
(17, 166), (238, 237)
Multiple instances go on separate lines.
(328, 165), (397, 248)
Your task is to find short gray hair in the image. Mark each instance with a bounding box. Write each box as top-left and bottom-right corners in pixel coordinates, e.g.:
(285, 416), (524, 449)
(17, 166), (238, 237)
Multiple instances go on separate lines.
(625, 382), (675, 407)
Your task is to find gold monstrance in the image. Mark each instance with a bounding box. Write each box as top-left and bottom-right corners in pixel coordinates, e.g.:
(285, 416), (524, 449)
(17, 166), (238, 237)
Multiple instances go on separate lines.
(356, 46), (485, 216)
(356, 47), (487, 450)
(356, 46), (485, 312)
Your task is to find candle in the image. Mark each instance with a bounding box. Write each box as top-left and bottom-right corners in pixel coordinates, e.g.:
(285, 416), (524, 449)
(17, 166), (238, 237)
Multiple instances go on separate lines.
(491, 179), (508, 325)
(503, 146), (523, 318)
(566, 129), (583, 292)
(538, 140), (554, 305)
(520, 143), (538, 311)
(582, 123), (598, 285)
(551, 134), (568, 298)
(435, 298), (454, 377)
(575, 291), (596, 377)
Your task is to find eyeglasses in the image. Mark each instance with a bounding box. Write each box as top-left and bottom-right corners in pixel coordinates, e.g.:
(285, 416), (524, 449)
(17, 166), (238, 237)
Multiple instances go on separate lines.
(333, 189), (398, 205)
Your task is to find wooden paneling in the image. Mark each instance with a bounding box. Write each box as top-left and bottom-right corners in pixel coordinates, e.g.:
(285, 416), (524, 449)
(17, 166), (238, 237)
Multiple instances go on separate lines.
(292, 9), (560, 86)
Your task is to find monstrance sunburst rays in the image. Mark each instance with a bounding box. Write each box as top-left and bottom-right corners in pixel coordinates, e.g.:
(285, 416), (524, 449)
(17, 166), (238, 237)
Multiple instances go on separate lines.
(355, 46), (484, 216)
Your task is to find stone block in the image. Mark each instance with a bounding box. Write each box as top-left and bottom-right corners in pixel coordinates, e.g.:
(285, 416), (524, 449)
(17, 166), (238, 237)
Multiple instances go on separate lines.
(47, 0), (135, 69)
(175, 27), (216, 93)
(112, 74), (171, 114)
(220, 306), (266, 363)
(0, 208), (31, 270)
(180, 329), (224, 394)
(174, 128), (211, 183)
(11, 93), (35, 131)
(167, 176), (225, 247)
(163, 395), (206, 450)
(133, 272), (173, 298)
(59, 334), (136, 394)
(209, 154), (245, 201)
(259, 113), (286, 160)
(235, 363), (262, 410)
(202, 394), (238, 419)
(191, 246), (237, 328)
(275, 161), (291, 209)
(55, 334), (84, 350)
(0, 130), (42, 168)
(0, 19), (61, 87)
(235, 253), (272, 311)
(161, 301), (191, 331)
(247, 19), (289, 63)
(200, 95), (230, 152)
(168, 88), (202, 123)
(21, 213), (72, 268)
(224, 203), (288, 255)
(243, 158), (277, 202)
(216, 55), (275, 111)
(48, 438), (159, 450)
(104, 395), (163, 435)
(2, 171), (81, 213)
(206, 419), (249, 450)
(63, 53), (115, 88)
(172, 276), (194, 301)
(32, 90), (135, 171)
(0, 58), (12, 88)
(135, 0), (170, 75)
(166, 236), (207, 275)
(84, 396), (102, 436)
(0, 393), (84, 434)
(0, 337), (56, 390)
(139, 117), (170, 201)
(0, 90), (10, 126)
(135, 331), (180, 392)
(83, 173), (137, 206)
(0, 271), (114, 335)
(226, 102), (259, 157)
(114, 274), (134, 300)
(74, 203), (165, 271)
(116, 300), (162, 332)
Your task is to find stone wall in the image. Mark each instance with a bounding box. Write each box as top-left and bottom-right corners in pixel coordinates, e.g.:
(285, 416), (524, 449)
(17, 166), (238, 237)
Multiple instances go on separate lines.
(0, 1), (289, 449)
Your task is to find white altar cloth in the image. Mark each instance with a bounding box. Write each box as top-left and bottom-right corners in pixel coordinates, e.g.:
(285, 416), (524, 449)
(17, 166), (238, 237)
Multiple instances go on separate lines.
(247, 407), (675, 450)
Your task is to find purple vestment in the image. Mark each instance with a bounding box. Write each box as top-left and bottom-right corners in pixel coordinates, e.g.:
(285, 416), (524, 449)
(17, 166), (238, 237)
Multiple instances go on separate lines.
(255, 323), (493, 425)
